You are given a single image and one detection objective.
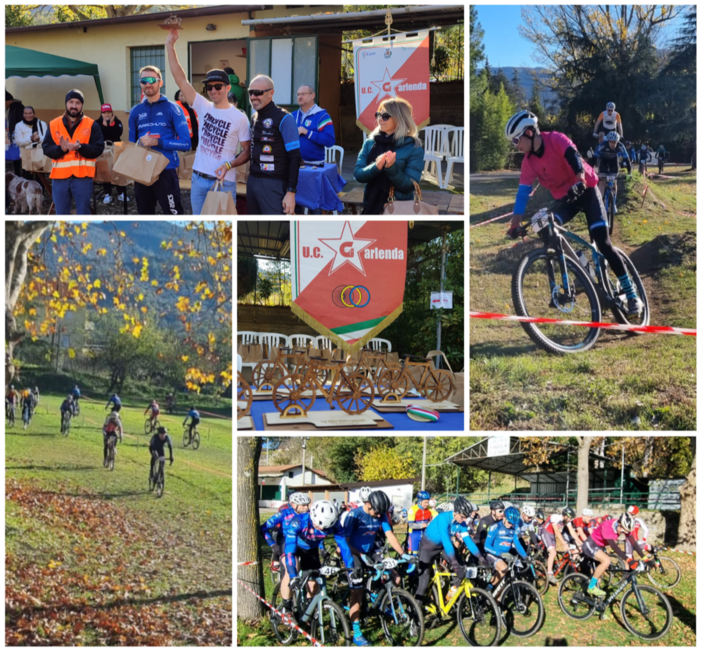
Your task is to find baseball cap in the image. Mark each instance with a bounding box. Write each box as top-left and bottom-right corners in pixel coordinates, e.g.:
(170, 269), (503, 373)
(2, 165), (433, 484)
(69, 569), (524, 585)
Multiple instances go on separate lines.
(101, 103), (113, 112)
(202, 69), (230, 85)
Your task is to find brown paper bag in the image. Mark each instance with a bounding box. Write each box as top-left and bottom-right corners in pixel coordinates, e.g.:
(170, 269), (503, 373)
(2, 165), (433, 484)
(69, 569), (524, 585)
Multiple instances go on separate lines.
(112, 142), (169, 186)
(236, 159), (250, 184)
(201, 179), (237, 215)
(178, 150), (196, 180)
(94, 142), (115, 183)
(452, 372), (464, 410)
(237, 343), (263, 364)
(21, 143), (52, 173)
(112, 140), (135, 164)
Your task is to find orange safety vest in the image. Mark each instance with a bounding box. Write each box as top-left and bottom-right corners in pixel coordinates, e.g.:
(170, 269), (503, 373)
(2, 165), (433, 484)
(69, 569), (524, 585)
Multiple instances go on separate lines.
(176, 101), (197, 138)
(49, 115), (97, 180)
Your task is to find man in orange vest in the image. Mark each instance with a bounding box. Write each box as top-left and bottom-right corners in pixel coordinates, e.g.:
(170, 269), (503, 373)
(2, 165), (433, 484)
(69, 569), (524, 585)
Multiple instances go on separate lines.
(42, 89), (104, 214)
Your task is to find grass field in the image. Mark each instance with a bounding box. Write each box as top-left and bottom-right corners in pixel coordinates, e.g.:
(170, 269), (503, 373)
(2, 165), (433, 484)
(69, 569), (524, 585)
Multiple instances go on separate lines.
(237, 519), (695, 646)
(5, 394), (232, 646)
(469, 169), (696, 430)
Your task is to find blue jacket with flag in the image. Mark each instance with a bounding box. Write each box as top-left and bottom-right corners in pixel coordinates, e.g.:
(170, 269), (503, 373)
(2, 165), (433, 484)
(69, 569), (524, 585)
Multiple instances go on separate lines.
(128, 95), (191, 170)
(292, 105), (336, 163)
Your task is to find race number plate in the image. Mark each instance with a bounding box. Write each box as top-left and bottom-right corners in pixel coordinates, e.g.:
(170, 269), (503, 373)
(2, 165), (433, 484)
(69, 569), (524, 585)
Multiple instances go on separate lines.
(531, 208), (549, 233)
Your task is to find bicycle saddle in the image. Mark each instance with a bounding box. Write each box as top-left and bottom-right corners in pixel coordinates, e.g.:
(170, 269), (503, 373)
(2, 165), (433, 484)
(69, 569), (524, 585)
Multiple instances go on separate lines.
(309, 356), (326, 361)
(402, 354), (428, 361)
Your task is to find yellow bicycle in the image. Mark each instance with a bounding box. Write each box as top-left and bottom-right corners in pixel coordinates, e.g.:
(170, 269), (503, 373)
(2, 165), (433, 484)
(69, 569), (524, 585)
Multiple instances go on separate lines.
(422, 562), (502, 646)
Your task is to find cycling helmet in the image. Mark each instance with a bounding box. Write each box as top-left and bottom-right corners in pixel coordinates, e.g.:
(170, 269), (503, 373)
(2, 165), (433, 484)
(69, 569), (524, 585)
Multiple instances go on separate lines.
(605, 131), (620, 143)
(619, 512), (635, 532)
(453, 496), (472, 516)
(368, 490), (391, 515)
(417, 491), (431, 502)
(310, 500), (339, 530)
(582, 508), (593, 517)
(606, 102), (616, 110)
(503, 501), (513, 509)
(110, 411), (119, 419)
(429, 499), (437, 508)
(522, 505), (535, 518)
(67, 394), (73, 400)
(505, 110), (538, 142)
(157, 426), (167, 435)
(489, 500), (505, 511)
(536, 509), (545, 521)
(10, 385), (15, 390)
(504, 506), (520, 525)
(627, 505), (640, 516)
(289, 492), (311, 506)
(358, 486), (372, 503)
(625, 141), (631, 147)
(562, 507), (576, 519)
(467, 501), (478, 513)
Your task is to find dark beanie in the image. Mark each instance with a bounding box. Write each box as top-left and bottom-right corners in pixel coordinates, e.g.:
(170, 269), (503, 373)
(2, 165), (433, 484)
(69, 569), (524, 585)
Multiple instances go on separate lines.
(65, 89), (84, 105)
(6, 90), (14, 101)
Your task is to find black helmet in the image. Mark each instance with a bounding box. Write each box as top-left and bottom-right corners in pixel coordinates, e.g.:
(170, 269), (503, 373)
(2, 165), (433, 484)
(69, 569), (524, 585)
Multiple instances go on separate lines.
(453, 496), (472, 516)
(157, 426), (167, 435)
(562, 507), (575, 519)
(368, 490), (391, 515)
(536, 509), (545, 521)
(489, 500), (505, 511)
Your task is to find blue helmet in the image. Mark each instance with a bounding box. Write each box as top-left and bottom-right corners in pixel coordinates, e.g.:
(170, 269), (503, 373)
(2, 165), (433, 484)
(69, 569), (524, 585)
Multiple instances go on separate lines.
(417, 491), (431, 502)
(504, 506), (520, 525)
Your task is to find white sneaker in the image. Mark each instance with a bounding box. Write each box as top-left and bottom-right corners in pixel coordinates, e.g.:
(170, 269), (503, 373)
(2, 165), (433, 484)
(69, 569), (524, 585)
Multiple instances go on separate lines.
(117, 193), (128, 201)
(103, 195), (112, 204)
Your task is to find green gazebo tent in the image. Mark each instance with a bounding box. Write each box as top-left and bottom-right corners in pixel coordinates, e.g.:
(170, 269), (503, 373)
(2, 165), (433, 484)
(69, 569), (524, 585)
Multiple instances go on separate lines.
(5, 45), (105, 103)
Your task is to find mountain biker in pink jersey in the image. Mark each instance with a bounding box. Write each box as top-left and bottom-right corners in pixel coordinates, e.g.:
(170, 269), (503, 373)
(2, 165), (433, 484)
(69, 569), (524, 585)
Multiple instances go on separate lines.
(504, 110), (643, 316)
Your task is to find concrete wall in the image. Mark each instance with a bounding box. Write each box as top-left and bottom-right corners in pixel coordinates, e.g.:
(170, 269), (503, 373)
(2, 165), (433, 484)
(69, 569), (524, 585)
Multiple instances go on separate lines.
(237, 304), (318, 338)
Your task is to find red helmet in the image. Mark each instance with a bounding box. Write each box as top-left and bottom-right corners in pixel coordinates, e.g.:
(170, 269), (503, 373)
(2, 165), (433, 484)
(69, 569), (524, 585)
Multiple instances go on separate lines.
(627, 505), (640, 516)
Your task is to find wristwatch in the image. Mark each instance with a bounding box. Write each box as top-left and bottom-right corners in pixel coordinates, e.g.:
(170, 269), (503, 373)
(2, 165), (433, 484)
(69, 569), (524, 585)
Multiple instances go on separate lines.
(286, 187), (297, 193)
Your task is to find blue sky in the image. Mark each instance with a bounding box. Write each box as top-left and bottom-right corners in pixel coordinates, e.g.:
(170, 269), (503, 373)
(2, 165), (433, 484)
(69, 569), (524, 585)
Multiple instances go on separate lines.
(474, 5), (689, 69)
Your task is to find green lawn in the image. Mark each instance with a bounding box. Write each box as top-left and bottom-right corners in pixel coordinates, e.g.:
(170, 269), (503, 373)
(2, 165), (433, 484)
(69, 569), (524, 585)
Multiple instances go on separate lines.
(470, 169), (696, 430)
(6, 394), (232, 646)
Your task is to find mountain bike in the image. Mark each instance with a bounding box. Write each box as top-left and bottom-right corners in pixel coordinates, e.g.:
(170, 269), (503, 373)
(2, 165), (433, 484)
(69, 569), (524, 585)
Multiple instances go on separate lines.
(60, 410), (71, 436)
(6, 402), (15, 427)
(639, 155), (650, 176)
(421, 561), (502, 646)
(558, 564), (673, 640)
(609, 545), (682, 591)
(513, 553), (549, 596)
(476, 554), (545, 639)
(376, 354), (454, 403)
(22, 404), (32, 430)
(149, 454), (166, 498)
(144, 416), (161, 435)
(512, 195), (650, 354)
(657, 154), (665, 174)
(104, 433), (117, 471)
(183, 424), (201, 450)
(601, 173), (619, 235)
(270, 566), (351, 646)
(73, 399), (81, 416)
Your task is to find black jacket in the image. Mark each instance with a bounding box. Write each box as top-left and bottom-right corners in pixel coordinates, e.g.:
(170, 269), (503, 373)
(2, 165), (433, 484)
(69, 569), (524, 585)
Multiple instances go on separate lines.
(96, 115), (124, 143)
(250, 101), (300, 189)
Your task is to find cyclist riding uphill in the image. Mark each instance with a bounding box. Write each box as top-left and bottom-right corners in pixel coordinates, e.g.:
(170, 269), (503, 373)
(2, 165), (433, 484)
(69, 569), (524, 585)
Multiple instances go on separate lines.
(105, 393), (122, 413)
(414, 497), (487, 607)
(484, 505), (528, 591)
(407, 490), (434, 553)
(505, 110), (643, 316)
(183, 406), (200, 440)
(102, 411), (121, 466)
(595, 131), (631, 202)
(582, 512), (651, 598)
(593, 102), (623, 139)
(344, 490), (413, 646)
(148, 425), (173, 481)
(260, 492), (311, 575)
(144, 399), (160, 428)
(71, 384), (81, 414)
(60, 394), (74, 419)
(282, 500), (353, 616)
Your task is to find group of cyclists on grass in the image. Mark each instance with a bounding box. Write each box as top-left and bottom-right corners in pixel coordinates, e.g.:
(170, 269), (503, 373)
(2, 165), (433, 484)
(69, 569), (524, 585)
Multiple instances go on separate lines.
(260, 486), (655, 647)
(5, 384), (40, 429)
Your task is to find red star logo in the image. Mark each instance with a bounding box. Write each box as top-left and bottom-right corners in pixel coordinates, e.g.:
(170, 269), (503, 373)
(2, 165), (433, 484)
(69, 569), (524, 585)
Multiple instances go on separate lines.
(370, 68), (407, 103)
(319, 221), (376, 276)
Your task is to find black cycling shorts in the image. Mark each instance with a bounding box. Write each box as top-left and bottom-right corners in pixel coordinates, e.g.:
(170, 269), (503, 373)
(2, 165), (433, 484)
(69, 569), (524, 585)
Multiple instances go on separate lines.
(552, 186), (608, 234)
(282, 547), (321, 580)
(597, 158), (620, 175)
(582, 536), (603, 561)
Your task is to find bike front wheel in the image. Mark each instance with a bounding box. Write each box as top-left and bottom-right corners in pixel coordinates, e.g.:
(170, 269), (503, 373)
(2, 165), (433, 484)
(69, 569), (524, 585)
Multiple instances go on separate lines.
(512, 248), (602, 354)
(620, 583), (673, 640)
(646, 555), (681, 590)
(191, 430), (201, 450)
(108, 445), (115, 471)
(378, 587), (424, 646)
(270, 582), (297, 643)
(499, 580), (544, 638)
(557, 572), (595, 620)
(156, 464), (165, 498)
(309, 598), (351, 646)
(457, 587), (502, 646)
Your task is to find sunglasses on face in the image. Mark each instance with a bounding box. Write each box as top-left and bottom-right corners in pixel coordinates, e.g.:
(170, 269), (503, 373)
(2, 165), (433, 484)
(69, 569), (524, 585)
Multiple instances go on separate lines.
(248, 88), (272, 97)
(207, 83), (225, 91)
(140, 77), (159, 85)
(375, 112), (392, 121)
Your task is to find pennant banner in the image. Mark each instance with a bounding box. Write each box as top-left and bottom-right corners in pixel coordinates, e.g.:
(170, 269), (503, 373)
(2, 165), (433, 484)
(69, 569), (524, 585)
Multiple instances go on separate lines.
(291, 221), (408, 354)
(353, 31), (430, 134)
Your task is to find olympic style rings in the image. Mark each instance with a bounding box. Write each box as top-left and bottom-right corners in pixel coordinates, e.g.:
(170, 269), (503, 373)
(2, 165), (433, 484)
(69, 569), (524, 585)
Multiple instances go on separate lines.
(332, 285), (371, 308)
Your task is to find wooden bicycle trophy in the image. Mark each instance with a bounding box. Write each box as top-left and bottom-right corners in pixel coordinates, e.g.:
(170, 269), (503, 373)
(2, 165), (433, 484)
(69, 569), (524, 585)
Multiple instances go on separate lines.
(377, 354), (454, 404)
(252, 347), (307, 391)
(159, 15), (184, 30)
(237, 372), (253, 420)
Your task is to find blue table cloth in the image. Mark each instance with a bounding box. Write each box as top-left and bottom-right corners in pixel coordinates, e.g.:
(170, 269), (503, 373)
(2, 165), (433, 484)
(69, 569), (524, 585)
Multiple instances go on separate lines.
(242, 397), (464, 432)
(296, 163), (346, 212)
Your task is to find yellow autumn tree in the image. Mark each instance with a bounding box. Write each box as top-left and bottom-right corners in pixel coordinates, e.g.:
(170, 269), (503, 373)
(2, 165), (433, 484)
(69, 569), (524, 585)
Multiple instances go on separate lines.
(355, 446), (417, 481)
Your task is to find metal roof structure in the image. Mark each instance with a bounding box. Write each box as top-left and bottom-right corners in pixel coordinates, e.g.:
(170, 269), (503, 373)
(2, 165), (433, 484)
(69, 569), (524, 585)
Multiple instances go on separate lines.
(237, 220), (464, 260)
(287, 476), (420, 492)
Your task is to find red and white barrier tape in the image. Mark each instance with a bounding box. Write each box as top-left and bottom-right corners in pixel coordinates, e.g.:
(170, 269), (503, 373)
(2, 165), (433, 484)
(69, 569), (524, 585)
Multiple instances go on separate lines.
(237, 560), (260, 566)
(470, 310), (697, 337)
(236, 578), (323, 647)
(469, 185), (539, 229)
(659, 547), (696, 556)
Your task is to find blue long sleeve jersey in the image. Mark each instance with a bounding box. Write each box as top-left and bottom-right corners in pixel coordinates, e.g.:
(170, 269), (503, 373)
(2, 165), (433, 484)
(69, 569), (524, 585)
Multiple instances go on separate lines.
(425, 511), (482, 559)
(343, 505), (392, 553)
(484, 520), (528, 558)
(284, 512), (353, 579)
(260, 507), (297, 547)
(128, 95), (191, 170)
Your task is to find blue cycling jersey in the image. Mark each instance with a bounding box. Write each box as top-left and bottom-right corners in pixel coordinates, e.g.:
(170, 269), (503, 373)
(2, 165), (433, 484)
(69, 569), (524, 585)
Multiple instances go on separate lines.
(60, 399), (73, 413)
(284, 512), (353, 578)
(484, 520), (527, 558)
(72, 388), (81, 398)
(108, 394), (121, 407)
(344, 506), (391, 553)
(260, 507), (297, 547)
(188, 409), (200, 420)
(426, 511), (482, 559)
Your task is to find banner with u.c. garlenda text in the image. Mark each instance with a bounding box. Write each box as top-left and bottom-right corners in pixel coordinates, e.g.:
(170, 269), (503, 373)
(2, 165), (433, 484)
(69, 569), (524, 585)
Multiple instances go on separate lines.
(291, 221), (408, 353)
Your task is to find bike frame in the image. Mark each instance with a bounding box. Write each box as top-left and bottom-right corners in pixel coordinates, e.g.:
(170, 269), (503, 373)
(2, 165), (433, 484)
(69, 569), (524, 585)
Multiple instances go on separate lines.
(292, 571), (342, 643)
(430, 565), (474, 616)
(591, 569), (651, 615)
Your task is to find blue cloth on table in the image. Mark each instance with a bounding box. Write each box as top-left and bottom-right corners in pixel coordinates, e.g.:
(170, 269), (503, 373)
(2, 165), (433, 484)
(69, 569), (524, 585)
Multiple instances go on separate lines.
(296, 162), (346, 212)
(242, 396), (464, 432)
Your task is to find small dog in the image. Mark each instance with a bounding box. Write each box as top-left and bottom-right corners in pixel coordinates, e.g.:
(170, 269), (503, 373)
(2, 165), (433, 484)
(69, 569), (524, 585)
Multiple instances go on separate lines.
(6, 172), (44, 215)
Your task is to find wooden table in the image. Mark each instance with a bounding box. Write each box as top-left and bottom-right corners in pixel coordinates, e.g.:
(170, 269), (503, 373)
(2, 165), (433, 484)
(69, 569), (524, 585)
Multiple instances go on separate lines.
(339, 186), (458, 214)
(447, 194), (465, 215)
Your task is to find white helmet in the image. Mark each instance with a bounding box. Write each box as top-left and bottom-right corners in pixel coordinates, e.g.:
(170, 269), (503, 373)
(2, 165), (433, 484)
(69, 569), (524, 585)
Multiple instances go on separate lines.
(110, 411), (119, 419)
(503, 501), (513, 510)
(605, 131), (620, 143)
(582, 508), (593, 517)
(522, 505), (535, 517)
(359, 486), (372, 503)
(289, 492), (311, 506)
(505, 110), (538, 142)
(310, 500), (339, 530)
(606, 102), (616, 111)
(429, 499), (437, 508)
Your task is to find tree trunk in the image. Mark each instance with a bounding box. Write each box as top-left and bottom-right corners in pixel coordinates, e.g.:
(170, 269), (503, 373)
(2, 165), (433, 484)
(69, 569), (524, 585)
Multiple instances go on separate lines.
(237, 436), (266, 620)
(677, 450), (696, 550)
(576, 436), (593, 515)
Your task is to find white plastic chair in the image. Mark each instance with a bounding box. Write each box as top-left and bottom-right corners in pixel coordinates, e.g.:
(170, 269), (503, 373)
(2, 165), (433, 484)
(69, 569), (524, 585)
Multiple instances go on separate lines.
(237, 354), (243, 373)
(444, 127), (464, 189)
(325, 145), (345, 176)
(237, 332), (260, 372)
(369, 338), (392, 352)
(316, 336), (333, 351)
(289, 334), (316, 350)
(421, 125), (453, 188)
